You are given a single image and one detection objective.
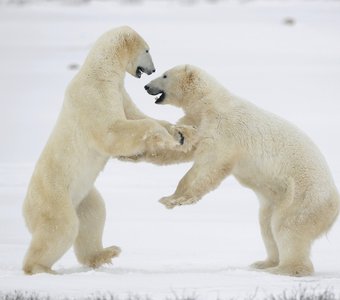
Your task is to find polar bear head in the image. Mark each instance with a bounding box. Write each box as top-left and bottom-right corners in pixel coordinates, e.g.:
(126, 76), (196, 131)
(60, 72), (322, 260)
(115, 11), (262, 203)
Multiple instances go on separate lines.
(86, 26), (155, 78)
(144, 65), (207, 107)
(120, 26), (156, 78)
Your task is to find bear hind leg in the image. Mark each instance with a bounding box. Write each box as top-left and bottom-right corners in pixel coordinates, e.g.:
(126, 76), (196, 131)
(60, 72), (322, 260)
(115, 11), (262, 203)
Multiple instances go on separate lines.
(23, 208), (79, 275)
(74, 188), (121, 268)
(267, 229), (314, 276)
(251, 202), (279, 269)
(267, 208), (315, 276)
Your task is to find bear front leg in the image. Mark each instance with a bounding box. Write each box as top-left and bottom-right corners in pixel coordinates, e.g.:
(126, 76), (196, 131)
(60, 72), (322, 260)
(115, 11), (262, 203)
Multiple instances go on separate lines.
(91, 119), (181, 157)
(159, 163), (204, 208)
(117, 124), (197, 164)
(159, 151), (234, 209)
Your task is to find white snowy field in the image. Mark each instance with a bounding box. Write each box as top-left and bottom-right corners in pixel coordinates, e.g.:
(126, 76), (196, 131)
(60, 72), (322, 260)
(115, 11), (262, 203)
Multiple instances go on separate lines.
(0, 1), (340, 299)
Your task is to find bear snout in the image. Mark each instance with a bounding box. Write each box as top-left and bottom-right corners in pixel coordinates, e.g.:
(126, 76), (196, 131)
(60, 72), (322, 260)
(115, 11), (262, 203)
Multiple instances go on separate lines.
(144, 85), (162, 96)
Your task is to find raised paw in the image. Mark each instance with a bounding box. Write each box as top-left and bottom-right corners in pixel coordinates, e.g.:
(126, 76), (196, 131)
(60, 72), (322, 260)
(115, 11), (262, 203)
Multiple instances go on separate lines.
(159, 196), (178, 209)
(251, 259), (279, 269)
(159, 195), (199, 209)
(88, 245), (121, 268)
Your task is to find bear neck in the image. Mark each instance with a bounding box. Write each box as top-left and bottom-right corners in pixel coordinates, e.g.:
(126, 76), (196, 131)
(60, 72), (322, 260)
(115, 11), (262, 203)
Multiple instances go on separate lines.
(183, 85), (231, 118)
(183, 95), (213, 117)
(81, 44), (128, 83)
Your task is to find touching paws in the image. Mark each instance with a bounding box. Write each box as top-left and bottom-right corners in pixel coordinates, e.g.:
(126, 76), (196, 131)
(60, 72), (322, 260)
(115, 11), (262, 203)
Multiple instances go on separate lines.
(168, 125), (198, 152)
(159, 195), (199, 209)
(145, 127), (180, 152)
(118, 122), (197, 162)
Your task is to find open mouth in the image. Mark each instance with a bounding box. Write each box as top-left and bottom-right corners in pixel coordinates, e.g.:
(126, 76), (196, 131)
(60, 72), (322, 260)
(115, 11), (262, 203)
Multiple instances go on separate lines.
(136, 66), (145, 78)
(154, 91), (166, 104)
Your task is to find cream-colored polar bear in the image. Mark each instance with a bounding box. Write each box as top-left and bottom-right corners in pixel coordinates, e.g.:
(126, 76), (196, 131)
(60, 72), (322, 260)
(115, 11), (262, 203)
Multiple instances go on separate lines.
(131, 64), (340, 276)
(22, 27), (191, 275)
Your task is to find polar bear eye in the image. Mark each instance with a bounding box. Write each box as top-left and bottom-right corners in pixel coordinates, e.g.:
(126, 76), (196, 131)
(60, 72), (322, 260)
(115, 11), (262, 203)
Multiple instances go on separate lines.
(146, 50), (149, 53)
(163, 75), (167, 79)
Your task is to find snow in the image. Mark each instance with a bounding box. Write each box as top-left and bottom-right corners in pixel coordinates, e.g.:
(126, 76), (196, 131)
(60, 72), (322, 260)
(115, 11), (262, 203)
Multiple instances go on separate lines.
(0, 1), (340, 299)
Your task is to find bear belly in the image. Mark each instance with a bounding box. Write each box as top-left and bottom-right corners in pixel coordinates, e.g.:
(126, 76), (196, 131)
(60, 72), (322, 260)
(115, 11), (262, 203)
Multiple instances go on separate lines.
(232, 160), (265, 189)
(232, 160), (287, 202)
(70, 151), (108, 207)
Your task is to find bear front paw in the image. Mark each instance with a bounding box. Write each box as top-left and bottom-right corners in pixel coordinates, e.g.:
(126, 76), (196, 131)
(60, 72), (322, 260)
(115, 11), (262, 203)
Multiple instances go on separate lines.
(159, 195), (199, 209)
(145, 130), (179, 151)
(159, 196), (178, 209)
(173, 125), (198, 152)
(118, 154), (144, 163)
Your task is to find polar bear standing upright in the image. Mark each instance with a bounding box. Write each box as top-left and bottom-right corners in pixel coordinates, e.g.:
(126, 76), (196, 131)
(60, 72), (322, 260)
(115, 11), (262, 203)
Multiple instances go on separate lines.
(22, 27), (188, 275)
(139, 65), (340, 276)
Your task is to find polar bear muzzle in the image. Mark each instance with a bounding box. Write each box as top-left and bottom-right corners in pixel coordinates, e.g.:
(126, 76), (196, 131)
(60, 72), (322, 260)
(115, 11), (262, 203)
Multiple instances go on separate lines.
(144, 85), (166, 104)
(136, 66), (155, 78)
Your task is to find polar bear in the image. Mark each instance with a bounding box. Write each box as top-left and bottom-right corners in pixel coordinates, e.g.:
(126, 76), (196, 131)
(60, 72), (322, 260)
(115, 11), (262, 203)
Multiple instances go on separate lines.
(129, 64), (340, 276)
(22, 27), (191, 275)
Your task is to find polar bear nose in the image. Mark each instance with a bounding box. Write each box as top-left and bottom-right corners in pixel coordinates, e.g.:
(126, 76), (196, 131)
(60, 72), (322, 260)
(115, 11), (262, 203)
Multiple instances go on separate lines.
(144, 85), (150, 91)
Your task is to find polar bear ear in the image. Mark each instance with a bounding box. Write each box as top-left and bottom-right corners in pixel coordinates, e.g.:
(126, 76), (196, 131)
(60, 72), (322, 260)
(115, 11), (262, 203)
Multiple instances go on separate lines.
(120, 31), (139, 55)
(183, 65), (196, 87)
(120, 25), (134, 33)
(121, 32), (133, 48)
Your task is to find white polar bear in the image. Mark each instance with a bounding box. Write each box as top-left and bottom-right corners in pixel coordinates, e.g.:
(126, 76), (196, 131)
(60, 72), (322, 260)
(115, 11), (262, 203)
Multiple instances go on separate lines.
(22, 27), (191, 275)
(133, 64), (340, 276)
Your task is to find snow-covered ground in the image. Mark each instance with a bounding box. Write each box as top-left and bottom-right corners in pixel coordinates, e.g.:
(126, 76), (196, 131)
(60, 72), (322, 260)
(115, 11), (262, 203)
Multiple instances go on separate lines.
(0, 1), (340, 299)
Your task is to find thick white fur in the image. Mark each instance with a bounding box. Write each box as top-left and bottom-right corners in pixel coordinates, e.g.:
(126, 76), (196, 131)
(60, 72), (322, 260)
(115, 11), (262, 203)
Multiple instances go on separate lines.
(129, 64), (340, 276)
(22, 27), (190, 275)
